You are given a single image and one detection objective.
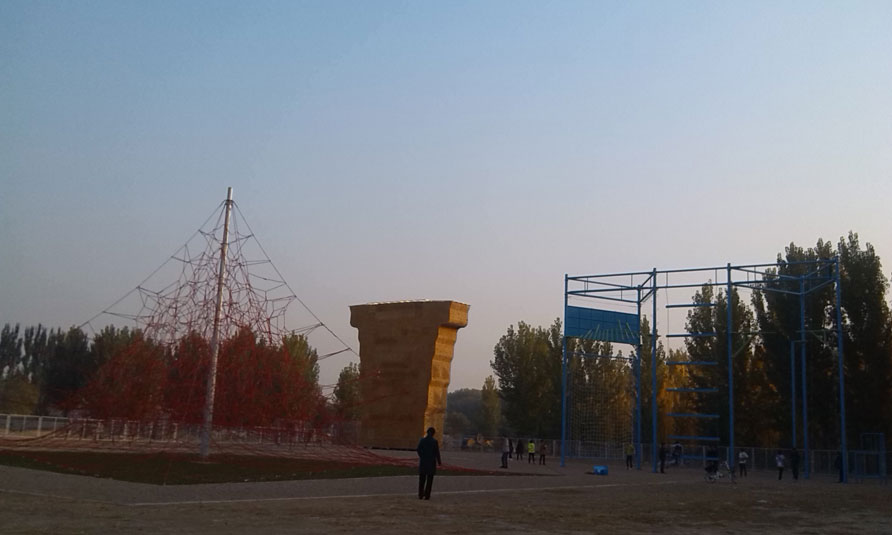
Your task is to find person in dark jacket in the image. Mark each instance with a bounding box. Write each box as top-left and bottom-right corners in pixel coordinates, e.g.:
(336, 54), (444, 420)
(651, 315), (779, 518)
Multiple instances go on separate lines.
(790, 447), (801, 480)
(417, 427), (442, 500)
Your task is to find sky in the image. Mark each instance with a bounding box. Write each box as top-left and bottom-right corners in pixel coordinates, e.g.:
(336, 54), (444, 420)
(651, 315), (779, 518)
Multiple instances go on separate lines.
(2, 1), (891, 392)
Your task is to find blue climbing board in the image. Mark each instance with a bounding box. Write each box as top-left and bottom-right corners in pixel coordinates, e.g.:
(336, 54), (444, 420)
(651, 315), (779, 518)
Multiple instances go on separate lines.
(565, 306), (638, 344)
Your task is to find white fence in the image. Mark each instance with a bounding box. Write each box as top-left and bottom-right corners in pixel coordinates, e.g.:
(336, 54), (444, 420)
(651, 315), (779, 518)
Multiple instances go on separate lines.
(0, 413), (359, 447)
(2, 414), (70, 436)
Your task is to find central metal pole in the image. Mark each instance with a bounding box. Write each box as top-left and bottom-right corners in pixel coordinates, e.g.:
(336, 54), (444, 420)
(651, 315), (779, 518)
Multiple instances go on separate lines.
(726, 264), (735, 468)
(790, 341), (797, 448)
(651, 269), (658, 473)
(635, 287), (643, 470)
(799, 277), (809, 478)
(200, 187), (233, 458)
(834, 257), (848, 483)
(560, 275), (569, 467)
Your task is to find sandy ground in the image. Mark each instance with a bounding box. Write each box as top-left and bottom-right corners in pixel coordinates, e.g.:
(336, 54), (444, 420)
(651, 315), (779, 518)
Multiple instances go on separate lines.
(1, 450), (889, 534)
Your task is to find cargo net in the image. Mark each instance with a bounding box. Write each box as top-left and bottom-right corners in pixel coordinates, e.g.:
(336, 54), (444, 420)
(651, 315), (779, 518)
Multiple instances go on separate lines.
(0, 197), (420, 475)
(564, 352), (635, 459)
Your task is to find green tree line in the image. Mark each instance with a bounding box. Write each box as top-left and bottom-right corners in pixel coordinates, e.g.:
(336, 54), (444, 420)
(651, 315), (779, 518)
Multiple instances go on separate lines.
(488, 234), (892, 449)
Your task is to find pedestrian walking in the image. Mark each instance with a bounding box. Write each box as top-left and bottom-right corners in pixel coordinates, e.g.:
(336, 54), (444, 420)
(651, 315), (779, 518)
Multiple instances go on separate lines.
(417, 427), (442, 500)
(624, 442), (634, 469)
(775, 450), (785, 480)
(738, 449), (749, 477)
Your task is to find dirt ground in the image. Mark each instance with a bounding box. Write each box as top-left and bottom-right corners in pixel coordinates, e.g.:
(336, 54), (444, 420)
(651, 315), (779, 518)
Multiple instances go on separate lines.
(1, 450), (889, 534)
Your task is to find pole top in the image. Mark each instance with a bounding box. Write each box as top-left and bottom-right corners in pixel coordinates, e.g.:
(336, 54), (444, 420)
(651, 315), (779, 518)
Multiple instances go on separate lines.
(226, 187), (233, 201)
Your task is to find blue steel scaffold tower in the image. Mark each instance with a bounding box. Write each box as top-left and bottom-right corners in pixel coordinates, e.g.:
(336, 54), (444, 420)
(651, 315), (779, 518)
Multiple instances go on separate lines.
(559, 258), (849, 482)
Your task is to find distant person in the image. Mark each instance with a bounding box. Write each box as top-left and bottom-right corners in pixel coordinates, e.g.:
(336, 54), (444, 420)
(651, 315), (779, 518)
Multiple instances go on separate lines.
(508, 438), (514, 459)
(738, 449), (749, 478)
(501, 436), (510, 468)
(775, 450), (785, 480)
(659, 443), (667, 473)
(539, 441), (548, 465)
(516, 439), (524, 461)
(790, 447), (801, 481)
(672, 442), (682, 466)
(417, 427), (442, 500)
(706, 445), (718, 475)
(625, 442), (635, 469)
(528, 439), (536, 463)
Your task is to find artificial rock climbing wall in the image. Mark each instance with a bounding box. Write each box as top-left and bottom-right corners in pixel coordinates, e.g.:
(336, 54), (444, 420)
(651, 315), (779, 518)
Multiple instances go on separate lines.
(349, 300), (469, 449)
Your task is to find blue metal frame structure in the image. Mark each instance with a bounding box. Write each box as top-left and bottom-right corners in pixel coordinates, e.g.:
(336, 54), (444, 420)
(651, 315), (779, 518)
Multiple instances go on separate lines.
(560, 259), (849, 482)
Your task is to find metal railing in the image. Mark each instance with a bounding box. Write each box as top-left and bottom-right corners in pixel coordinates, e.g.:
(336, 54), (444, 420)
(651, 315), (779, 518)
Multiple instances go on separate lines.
(441, 433), (890, 480)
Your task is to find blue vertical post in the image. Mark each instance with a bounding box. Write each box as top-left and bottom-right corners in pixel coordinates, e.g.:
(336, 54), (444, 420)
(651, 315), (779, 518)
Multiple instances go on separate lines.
(799, 277), (809, 479)
(726, 264), (735, 467)
(636, 288), (643, 470)
(790, 341), (797, 448)
(834, 258), (848, 483)
(651, 269), (658, 473)
(560, 275), (569, 467)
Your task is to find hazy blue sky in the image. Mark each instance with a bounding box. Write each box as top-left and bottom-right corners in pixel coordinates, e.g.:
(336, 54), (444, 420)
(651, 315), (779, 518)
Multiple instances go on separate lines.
(2, 1), (890, 391)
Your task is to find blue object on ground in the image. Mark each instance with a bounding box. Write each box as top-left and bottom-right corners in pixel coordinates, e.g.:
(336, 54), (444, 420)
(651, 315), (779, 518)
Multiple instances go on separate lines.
(592, 465), (608, 475)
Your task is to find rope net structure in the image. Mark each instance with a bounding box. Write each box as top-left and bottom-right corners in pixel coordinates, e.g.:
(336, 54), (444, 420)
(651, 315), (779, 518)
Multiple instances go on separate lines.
(0, 194), (417, 472)
(105, 201), (300, 346)
(564, 351), (635, 459)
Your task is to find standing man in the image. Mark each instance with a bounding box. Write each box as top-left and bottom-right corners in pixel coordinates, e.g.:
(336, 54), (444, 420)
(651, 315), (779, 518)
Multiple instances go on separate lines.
(417, 427), (442, 500)
(527, 439), (536, 463)
(659, 443), (667, 474)
(500, 436), (510, 469)
(625, 442), (635, 469)
(790, 447), (801, 481)
(775, 450), (785, 480)
(738, 448), (749, 478)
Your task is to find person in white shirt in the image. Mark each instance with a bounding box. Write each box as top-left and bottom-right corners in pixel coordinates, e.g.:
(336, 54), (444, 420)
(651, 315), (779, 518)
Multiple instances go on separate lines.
(775, 450), (785, 480)
(738, 449), (749, 477)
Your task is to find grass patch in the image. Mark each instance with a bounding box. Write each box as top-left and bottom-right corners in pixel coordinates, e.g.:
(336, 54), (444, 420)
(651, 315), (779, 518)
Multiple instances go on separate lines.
(0, 449), (491, 485)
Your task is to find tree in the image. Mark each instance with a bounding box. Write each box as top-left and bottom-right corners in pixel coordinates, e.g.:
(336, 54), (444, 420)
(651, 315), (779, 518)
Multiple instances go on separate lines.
(837, 233), (892, 442)
(333, 362), (361, 420)
(490, 319), (563, 438)
(755, 239), (844, 448)
(0, 373), (39, 414)
(166, 331), (212, 423)
(445, 388), (482, 435)
(478, 376), (501, 436)
(1, 324), (23, 376)
(22, 325), (50, 383)
(90, 326), (137, 370)
(683, 284), (764, 445)
(637, 316), (668, 443)
(282, 333), (321, 393)
(444, 410), (472, 436)
(80, 333), (167, 420)
(40, 326), (95, 414)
